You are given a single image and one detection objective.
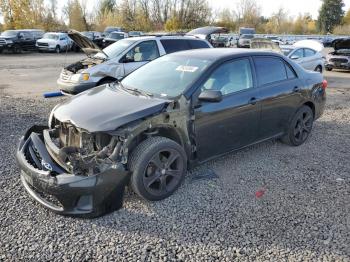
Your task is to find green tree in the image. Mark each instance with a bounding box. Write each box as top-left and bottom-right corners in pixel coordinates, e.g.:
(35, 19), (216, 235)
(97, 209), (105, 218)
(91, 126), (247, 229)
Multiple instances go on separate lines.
(317, 0), (345, 33)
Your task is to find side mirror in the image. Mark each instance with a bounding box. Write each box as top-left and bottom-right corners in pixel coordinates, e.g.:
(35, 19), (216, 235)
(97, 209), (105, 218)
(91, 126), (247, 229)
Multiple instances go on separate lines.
(198, 90), (222, 103)
(122, 56), (135, 63)
(290, 55), (299, 60)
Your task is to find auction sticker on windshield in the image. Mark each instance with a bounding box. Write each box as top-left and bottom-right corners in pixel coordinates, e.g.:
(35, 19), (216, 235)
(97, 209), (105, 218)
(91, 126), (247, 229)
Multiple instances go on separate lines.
(176, 65), (199, 72)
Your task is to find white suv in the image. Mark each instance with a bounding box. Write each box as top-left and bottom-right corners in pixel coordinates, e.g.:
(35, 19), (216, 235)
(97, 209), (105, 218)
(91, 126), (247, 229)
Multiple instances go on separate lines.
(36, 32), (72, 53)
(58, 31), (212, 95)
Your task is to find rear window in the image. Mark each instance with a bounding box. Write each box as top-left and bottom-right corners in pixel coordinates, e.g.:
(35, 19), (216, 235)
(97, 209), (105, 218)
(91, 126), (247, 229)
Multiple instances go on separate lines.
(188, 40), (210, 49)
(254, 57), (288, 86)
(161, 39), (190, 54)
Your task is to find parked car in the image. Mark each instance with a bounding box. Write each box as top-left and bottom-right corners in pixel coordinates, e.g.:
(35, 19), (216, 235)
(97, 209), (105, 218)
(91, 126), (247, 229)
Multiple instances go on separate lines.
(103, 26), (125, 37)
(322, 36), (335, 47)
(81, 31), (103, 47)
(36, 32), (72, 53)
(58, 31), (212, 95)
(280, 45), (325, 73)
(237, 34), (255, 48)
(325, 38), (350, 71)
(0, 30), (40, 53)
(128, 31), (144, 37)
(102, 32), (129, 47)
(225, 34), (239, 47)
(250, 38), (283, 54)
(211, 34), (229, 47)
(16, 48), (327, 217)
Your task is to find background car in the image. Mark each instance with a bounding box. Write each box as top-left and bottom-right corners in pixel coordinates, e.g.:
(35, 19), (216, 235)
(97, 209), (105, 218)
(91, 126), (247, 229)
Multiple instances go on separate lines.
(0, 29), (39, 53)
(237, 34), (255, 48)
(81, 31), (103, 47)
(102, 31), (129, 47)
(58, 32), (213, 95)
(36, 32), (72, 53)
(325, 38), (350, 71)
(128, 31), (144, 37)
(280, 45), (325, 72)
(103, 26), (125, 37)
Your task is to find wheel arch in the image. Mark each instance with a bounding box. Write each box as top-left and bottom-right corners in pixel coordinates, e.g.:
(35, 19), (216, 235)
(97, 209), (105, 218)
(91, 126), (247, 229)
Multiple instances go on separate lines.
(303, 101), (315, 118)
(96, 76), (117, 86)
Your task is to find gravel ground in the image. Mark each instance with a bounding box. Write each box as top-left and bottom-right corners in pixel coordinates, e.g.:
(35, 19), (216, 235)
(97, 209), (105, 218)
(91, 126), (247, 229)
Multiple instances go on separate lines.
(1, 55), (350, 261)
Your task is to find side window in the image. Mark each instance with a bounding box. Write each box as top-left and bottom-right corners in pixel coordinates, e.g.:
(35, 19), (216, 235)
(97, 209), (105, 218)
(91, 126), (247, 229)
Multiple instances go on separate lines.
(188, 40), (210, 49)
(291, 48), (304, 59)
(285, 62), (297, 79)
(304, 48), (316, 57)
(124, 41), (159, 62)
(23, 32), (33, 40)
(201, 58), (253, 96)
(254, 57), (287, 85)
(160, 39), (190, 54)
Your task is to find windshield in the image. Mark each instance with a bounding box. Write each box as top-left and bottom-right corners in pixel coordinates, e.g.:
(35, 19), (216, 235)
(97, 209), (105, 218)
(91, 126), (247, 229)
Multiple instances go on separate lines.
(43, 33), (59, 40)
(241, 34), (254, 39)
(121, 55), (212, 98)
(109, 32), (125, 39)
(1, 30), (18, 37)
(282, 48), (293, 56)
(95, 39), (136, 59)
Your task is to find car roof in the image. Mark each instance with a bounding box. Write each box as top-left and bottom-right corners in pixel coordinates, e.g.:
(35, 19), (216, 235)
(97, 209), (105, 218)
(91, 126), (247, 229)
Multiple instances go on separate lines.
(129, 35), (206, 41)
(168, 48), (284, 61)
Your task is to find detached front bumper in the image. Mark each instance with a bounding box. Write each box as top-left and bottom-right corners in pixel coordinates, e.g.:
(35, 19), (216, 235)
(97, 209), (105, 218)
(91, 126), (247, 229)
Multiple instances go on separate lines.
(16, 126), (129, 218)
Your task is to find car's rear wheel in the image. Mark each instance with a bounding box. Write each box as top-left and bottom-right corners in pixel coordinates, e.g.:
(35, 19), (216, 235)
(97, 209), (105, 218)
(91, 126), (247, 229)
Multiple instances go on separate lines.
(129, 136), (187, 201)
(314, 65), (322, 73)
(282, 105), (314, 146)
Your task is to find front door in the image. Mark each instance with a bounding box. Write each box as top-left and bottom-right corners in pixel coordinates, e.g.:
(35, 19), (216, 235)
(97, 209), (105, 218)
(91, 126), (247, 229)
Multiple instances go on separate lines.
(123, 40), (160, 76)
(194, 58), (261, 161)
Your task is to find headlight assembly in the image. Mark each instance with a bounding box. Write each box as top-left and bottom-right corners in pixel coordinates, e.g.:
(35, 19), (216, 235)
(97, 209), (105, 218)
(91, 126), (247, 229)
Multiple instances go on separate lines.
(70, 73), (90, 82)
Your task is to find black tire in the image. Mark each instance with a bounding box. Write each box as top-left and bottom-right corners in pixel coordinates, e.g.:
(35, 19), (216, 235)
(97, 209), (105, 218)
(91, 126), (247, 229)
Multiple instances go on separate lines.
(55, 45), (60, 54)
(282, 105), (314, 146)
(128, 136), (187, 201)
(13, 44), (21, 54)
(325, 67), (332, 71)
(315, 65), (323, 73)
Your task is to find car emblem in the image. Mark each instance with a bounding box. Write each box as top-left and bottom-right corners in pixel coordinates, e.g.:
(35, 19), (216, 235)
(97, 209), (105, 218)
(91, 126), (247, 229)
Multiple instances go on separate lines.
(41, 160), (53, 171)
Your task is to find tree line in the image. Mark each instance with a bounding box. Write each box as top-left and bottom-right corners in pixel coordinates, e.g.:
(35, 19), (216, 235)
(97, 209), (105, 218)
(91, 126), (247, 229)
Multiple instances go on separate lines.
(1, 0), (349, 35)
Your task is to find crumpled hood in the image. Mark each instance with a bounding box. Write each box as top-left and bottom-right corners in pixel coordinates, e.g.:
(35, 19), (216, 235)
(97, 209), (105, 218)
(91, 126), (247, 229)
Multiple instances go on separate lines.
(186, 26), (228, 40)
(53, 84), (169, 132)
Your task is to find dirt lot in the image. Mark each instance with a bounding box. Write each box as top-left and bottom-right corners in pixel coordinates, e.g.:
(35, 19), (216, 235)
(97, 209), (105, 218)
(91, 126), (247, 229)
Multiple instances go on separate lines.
(0, 52), (349, 261)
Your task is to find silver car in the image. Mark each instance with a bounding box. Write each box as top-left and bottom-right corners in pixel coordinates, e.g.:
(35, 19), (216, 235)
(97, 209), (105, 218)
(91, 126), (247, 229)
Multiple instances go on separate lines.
(280, 45), (325, 73)
(58, 31), (212, 95)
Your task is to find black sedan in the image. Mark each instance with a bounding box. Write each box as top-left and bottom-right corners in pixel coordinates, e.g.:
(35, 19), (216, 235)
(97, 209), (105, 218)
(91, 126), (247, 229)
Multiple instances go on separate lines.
(16, 49), (326, 217)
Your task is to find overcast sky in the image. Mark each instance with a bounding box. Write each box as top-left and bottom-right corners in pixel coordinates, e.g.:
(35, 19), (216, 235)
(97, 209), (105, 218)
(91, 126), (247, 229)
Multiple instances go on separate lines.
(55, 0), (350, 20)
(1, 0), (350, 23)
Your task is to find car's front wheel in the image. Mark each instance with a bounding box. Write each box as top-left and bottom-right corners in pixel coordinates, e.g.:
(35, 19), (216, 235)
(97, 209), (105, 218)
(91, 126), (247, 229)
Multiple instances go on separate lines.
(282, 105), (314, 146)
(129, 136), (187, 201)
(325, 67), (332, 71)
(314, 65), (323, 73)
(55, 45), (60, 54)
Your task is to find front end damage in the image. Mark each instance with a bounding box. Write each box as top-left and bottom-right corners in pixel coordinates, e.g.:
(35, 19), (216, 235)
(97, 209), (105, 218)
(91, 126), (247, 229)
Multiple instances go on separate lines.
(16, 95), (194, 218)
(16, 125), (129, 218)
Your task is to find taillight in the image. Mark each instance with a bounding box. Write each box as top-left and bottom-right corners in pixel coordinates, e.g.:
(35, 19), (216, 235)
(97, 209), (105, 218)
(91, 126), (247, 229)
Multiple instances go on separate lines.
(322, 79), (328, 90)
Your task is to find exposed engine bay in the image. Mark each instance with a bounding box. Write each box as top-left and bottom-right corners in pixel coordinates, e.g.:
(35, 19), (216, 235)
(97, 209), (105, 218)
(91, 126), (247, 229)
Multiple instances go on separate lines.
(64, 57), (105, 74)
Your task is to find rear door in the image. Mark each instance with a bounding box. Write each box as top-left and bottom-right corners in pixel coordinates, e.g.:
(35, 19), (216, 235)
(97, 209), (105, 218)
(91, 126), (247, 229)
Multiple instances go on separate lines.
(122, 40), (160, 75)
(22, 32), (35, 50)
(194, 57), (261, 161)
(253, 56), (304, 139)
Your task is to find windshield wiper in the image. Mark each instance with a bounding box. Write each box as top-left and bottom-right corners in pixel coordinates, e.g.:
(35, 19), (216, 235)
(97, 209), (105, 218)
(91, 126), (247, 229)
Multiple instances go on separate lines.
(118, 82), (153, 97)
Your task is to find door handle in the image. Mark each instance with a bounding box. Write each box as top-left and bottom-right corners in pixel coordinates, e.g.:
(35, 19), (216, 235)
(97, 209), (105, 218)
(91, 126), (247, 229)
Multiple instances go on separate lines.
(249, 97), (258, 105)
(293, 86), (300, 92)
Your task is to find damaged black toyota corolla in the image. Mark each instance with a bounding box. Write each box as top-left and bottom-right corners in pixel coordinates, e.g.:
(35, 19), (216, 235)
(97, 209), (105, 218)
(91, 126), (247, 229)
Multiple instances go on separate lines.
(16, 49), (326, 218)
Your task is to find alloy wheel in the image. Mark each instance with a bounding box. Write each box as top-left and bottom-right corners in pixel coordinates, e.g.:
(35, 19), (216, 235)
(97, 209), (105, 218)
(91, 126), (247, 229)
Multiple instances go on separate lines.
(142, 148), (184, 197)
(293, 111), (313, 144)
